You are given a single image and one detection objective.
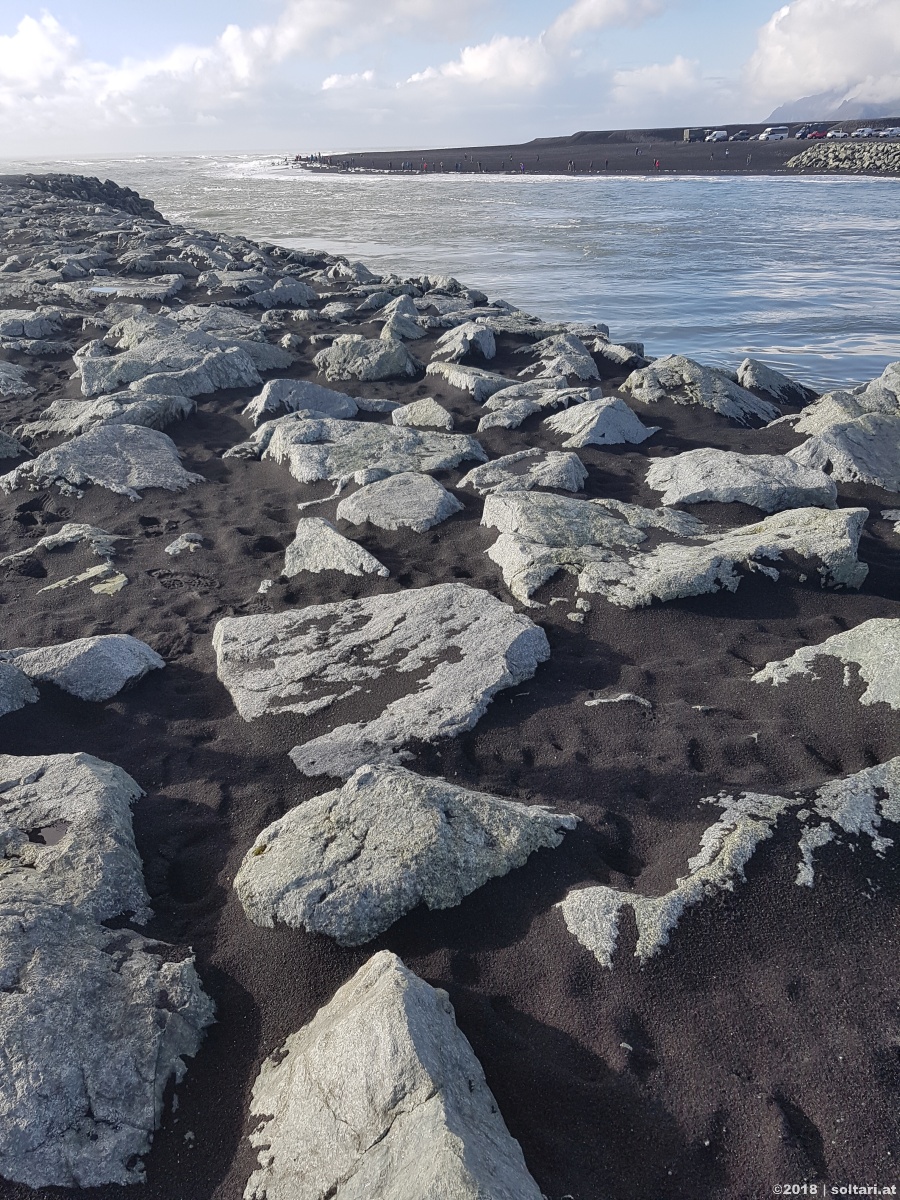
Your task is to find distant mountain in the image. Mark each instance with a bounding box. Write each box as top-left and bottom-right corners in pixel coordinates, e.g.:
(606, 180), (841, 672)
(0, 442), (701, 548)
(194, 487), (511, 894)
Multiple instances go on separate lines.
(769, 90), (900, 122)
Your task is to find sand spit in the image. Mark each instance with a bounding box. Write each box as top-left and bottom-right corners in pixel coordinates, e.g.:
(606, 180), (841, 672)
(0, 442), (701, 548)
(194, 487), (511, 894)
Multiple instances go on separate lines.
(0, 172), (898, 1199)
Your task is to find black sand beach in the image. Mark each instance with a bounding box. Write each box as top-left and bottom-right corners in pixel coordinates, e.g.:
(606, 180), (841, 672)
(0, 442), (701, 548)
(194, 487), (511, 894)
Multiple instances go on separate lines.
(0, 174), (898, 1200)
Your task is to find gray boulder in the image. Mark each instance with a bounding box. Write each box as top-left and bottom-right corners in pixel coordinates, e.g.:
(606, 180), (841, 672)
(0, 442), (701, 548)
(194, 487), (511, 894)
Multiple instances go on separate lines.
(737, 357), (816, 405)
(0, 751), (148, 921)
(261, 416), (486, 487)
(0, 635), (164, 702)
(433, 321), (497, 362)
(244, 951), (543, 1200)
(314, 335), (420, 382)
(752, 617), (900, 709)
(18, 393), (195, 439)
(0, 662), (38, 718)
(645, 448), (838, 511)
(378, 296), (427, 341)
(517, 333), (599, 382)
(0, 308), (63, 338)
(391, 396), (454, 430)
(478, 382), (599, 431)
(0, 424), (205, 501)
(623, 355), (781, 425)
(0, 899), (214, 1189)
(78, 336), (262, 398)
(458, 449), (587, 495)
(0, 362), (33, 397)
(212, 583), (550, 777)
(235, 763), (577, 944)
(283, 518), (389, 578)
(787, 412), (900, 491)
(544, 396), (659, 447)
(242, 378), (358, 425)
(425, 361), (514, 403)
(336, 472), (463, 533)
(0, 430), (26, 458)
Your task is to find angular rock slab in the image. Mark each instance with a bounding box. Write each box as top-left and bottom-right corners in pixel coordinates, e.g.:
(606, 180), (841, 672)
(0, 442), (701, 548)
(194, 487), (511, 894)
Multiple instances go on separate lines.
(391, 396), (454, 430)
(0, 424), (204, 501)
(0, 522), (122, 566)
(425, 361), (513, 403)
(0, 361), (33, 397)
(263, 417), (486, 487)
(788, 412), (900, 492)
(242, 378), (358, 425)
(433, 321), (497, 362)
(645, 448), (838, 512)
(283, 518), (389, 579)
(623, 355), (780, 425)
(0, 430), (27, 458)
(517, 332), (599, 382)
(235, 763), (577, 945)
(458, 449), (587, 495)
(737, 357), (816, 405)
(544, 397), (659, 447)
(0, 899), (214, 1189)
(212, 583), (550, 778)
(0, 634), (165, 702)
(752, 617), (900, 709)
(336, 472), (463, 533)
(314, 334), (419, 382)
(0, 751), (148, 922)
(0, 661), (38, 718)
(17, 393), (195, 440)
(244, 951), (543, 1200)
(478, 382), (599, 431)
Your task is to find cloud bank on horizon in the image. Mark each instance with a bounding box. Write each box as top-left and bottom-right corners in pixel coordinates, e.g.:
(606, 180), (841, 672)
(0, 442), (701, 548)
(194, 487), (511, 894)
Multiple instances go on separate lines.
(0, 0), (897, 154)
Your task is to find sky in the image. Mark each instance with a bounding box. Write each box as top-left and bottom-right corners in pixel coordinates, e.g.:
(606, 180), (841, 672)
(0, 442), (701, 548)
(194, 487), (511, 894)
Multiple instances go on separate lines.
(0, 0), (898, 155)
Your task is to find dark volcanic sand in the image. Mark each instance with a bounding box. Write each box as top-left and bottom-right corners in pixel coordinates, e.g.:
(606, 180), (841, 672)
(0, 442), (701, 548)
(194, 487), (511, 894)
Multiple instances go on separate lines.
(1, 225), (900, 1200)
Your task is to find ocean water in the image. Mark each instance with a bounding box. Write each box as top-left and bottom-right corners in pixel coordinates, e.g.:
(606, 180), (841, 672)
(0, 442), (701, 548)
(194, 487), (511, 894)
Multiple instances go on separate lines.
(5, 153), (900, 391)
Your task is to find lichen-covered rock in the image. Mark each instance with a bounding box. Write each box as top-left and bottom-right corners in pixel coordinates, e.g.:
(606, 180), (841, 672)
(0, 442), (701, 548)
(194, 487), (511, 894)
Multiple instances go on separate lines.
(0, 361), (33, 397)
(235, 763), (576, 944)
(378, 296), (426, 341)
(242, 378), (358, 425)
(0, 899), (214, 1189)
(787, 412), (900, 491)
(0, 635), (165, 702)
(517, 333), (599, 382)
(0, 430), (26, 458)
(623, 355), (781, 425)
(425, 361), (513, 403)
(752, 617), (900, 709)
(737, 357), (816, 405)
(337, 472), (463, 533)
(18, 393), (195, 439)
(458, 449), (587, 495)
(433, 321), (497, 363)
(645, 448), (838, 511)
(477, 382), (599, 431)
(77, 334), (263, 398)
(0, 424), (204, 501)
(261, 416), (486, 487)
(0, 751), (147, 921)
(283, 518), (389, 578)
(0, 522), (122, 566)
(314, 334), (420, 381)
(244, 951), (543, 1200)
(391, 396), (454, 430)
(0, 662), (37, 717)
(212, 583), (550, 777)
(544, 397), (659, 447)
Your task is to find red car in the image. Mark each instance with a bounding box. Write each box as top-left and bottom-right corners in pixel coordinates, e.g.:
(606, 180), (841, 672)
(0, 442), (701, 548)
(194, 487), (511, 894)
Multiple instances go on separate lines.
(808, 129), (828, 139)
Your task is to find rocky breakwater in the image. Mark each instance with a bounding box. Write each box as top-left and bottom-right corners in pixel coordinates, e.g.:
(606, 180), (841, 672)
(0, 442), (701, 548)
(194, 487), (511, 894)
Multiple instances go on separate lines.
(0, 176), (899, 1200)
(787, 140), (900, 174)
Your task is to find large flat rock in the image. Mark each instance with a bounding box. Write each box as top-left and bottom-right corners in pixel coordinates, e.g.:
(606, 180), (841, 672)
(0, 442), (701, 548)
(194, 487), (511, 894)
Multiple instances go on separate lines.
(645, 448), (838, 511)
(242, 378), (358, 425)
(458, 448), (587, 495)
(0, 634), (165, 701)
(234, 763), (577, 944)
(212, 583), (550, 777)
(283, 518), (389, 578)
(623, 354), (781, 425)
(314, 334), (420, 381)
(544, 396), (658, 447)
(244, 951), (543, 1200)
(336, 471), (463, 532)
(788, 412), (900, 491)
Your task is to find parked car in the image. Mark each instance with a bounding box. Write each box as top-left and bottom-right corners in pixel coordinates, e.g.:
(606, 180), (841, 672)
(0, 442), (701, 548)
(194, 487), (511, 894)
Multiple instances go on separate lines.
(705, 130), (728, 142)
(794, 125), (812, 139)
(759, 126), (789, 141)
(877, 127), (900, 138)
(729, 130), (751, 141)
(851, 127), (878, 138)
(826, 128), (850, 138)
(808, 129), (829, 139)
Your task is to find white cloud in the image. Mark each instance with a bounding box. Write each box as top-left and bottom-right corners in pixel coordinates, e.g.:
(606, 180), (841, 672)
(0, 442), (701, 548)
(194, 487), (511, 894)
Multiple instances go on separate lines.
(745, 0), (900, 110)
(0, 14), (77, 89)
(546, 0), (666, 44)
(322, 70), (375, 91)
(407, 35), (554, 90)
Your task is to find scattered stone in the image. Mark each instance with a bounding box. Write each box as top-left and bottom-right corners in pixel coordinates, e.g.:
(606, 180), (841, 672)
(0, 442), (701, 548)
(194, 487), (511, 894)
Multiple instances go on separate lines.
(314, 334), (420, 381)
(591, 338), (648, 374)
(645, 448), (838, 511)
(283, 518), (389, 578)
(0, 425), (205, 501)
(235, 763), (576, 944)
(39, 562), (129, 596)
(458, 449), (587, 495)
(212, 583), (550, 777)
(544, 397), (659, 447)
(478, 382), (599, 431)
(0, 362), (33, 397)
(623, 355), (781, 425)
(18, 393), (195, 439)
(882, 508), (900, 533)
(737, 357), (816, 405)
(0, 635), (164, 702)
(0, 662), (38, 718)
(242, 378), (358, 425)
(378, 296), (427, 341)
(433, 321), (497, 362)
(752, 617), (900, 709)
(320, 301), (356, 324)
(165, 532), (204, 556)
(787, 412), (900, 491)
(391, 396), (454, 430)
(585, 693), (653, 709)
(244, 951), (543, 1200)
(426, 361), (514, 403)
(518, 333), (599, 382)
(0, 523), (122, 566)
(337, 472), (463, 533)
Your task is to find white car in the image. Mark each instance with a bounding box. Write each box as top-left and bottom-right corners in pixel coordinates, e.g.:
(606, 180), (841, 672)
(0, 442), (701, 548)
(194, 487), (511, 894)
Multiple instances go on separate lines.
(758, 126), (789, 141)
(851, 127), (878, 138)
(878, 127), (900, 138)
(826, 129), (849, 139)
(705, 130), (728, 142)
